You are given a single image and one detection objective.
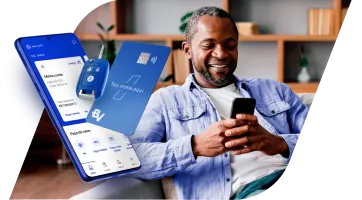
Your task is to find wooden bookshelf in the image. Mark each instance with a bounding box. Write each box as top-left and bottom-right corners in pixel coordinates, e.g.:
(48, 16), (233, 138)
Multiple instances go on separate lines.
(77, 33), (337, 42)
(77, 33), (174, 41)
(287, 83), (319, 93)
(75, 0), (349, 94)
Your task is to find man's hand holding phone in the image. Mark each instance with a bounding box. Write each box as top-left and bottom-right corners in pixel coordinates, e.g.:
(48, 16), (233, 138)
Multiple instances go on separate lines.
(191, 118), (254, 157)
(224, 114), (290, 158)
(191, 97), (289, 159)
(191, 115), (289, 158)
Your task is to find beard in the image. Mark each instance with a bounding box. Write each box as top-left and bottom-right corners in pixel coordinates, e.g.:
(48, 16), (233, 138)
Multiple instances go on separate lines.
(191, 56), (236, 87)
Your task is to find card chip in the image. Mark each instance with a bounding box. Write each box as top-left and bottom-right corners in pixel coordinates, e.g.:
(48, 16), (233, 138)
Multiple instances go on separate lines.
(137, 52), (150, 65)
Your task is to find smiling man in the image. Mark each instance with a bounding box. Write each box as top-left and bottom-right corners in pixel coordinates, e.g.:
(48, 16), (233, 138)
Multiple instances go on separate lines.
(128, 6), (308, 200)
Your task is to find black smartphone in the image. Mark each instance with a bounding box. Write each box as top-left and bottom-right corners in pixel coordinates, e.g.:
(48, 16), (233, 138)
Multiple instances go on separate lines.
(230, 98), (256, 118)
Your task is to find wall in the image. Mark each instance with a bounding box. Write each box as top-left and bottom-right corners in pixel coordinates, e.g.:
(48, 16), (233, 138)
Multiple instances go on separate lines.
(73, 0), (352, 81)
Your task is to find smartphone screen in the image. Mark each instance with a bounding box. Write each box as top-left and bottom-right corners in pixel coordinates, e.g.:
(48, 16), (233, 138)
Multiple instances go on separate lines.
(16, 33), (140, 179)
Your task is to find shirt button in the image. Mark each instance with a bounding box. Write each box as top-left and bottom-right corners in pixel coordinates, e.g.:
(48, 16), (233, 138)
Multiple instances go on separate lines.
(224, 154), (228, 157)
(226, 178), (230, 182)
(271, 110), (276, 114)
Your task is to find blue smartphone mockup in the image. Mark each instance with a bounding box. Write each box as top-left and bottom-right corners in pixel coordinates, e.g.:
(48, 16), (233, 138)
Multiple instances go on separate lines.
(14, 33), (141, 182)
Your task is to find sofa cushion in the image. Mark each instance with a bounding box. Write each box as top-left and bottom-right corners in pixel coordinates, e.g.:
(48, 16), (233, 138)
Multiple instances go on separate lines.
(297, 93), (315, 109)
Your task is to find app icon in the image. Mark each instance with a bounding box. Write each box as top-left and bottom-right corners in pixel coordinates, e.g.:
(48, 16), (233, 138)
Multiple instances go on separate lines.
(92, 138), (101, 147)
(76, 141), (85, 149)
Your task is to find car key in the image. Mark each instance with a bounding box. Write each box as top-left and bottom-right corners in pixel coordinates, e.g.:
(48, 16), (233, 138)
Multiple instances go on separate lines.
(76, 45), (110, 101)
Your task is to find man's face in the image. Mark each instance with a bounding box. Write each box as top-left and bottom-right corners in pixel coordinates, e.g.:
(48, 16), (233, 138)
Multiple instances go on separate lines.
(183, 15), (238, 88)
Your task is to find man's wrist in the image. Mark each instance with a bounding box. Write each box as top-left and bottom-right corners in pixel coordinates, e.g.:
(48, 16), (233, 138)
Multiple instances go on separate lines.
(191, 135), (201, 158)
(278, 136), (290, 158)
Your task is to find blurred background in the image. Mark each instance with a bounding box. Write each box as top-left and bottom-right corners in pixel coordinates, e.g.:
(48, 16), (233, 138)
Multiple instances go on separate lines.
(11, 0), (349, 199)
(75, 0), (349, 93)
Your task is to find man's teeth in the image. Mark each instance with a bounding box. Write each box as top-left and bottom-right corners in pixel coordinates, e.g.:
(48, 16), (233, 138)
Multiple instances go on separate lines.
(210, 64), (227, 68)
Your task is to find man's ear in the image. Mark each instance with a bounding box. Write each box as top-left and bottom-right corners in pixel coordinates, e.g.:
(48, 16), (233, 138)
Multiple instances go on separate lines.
(182, 41), (192, 59)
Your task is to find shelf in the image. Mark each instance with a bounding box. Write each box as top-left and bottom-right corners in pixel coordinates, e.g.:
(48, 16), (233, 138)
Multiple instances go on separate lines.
(238, 35), (337, 42)
(287, 82), (319, 93)
(76, 33), (337, 42)
(169, 34), (338, 42)
(282, 35), (337, 42)
(76, 34), (174, 41)
(76, 34), (171, 41)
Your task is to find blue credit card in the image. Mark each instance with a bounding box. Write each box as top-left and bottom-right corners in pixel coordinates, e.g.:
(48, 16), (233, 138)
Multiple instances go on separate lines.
(86, 41), (171, 135)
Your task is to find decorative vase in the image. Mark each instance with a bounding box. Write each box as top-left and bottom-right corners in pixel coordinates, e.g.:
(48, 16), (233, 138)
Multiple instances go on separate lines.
(297, 67), (310, 83)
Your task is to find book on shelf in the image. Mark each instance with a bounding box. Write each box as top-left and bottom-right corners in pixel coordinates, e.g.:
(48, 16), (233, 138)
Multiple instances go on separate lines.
(173, 49), (192, 84)
(308, 8), (334, 36)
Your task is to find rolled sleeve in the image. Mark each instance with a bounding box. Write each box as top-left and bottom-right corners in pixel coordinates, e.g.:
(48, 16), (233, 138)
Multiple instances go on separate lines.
(174, 134), (196, 168)
(279, 134), (299, 163)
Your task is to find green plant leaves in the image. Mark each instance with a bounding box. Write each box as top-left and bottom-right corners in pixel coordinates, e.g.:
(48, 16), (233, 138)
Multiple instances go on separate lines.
(107, 25), (115, 32)
(180, 11), (194, 22)
(179, 11), (194, 33)
(179, 23), (187, 33)
(299, 57), (309, 68)
(98, 33), (106, 43)
(97, 22), (105, 31)
(98, 22), (115, 33)
(97, 22), (117, 67)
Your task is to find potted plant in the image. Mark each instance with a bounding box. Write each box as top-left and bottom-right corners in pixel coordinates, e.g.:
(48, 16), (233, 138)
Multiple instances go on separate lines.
(297, 45), (311, 83)
(97, 22), (116, 66)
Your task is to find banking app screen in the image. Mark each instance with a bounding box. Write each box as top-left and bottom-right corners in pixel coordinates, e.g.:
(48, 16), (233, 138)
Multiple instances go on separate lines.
(35, 57), (91, 122)
(22, 35), (140, 177)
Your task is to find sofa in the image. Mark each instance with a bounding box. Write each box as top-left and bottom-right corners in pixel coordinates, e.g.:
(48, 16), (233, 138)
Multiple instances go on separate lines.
(70, 93), (315, 200)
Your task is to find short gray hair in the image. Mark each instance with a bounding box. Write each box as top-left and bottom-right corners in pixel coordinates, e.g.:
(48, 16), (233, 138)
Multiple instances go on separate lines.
(185, 6), (239, 43)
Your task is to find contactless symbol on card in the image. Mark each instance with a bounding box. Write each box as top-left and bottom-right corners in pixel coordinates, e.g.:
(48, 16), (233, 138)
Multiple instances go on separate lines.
(112, 75), (143, 101)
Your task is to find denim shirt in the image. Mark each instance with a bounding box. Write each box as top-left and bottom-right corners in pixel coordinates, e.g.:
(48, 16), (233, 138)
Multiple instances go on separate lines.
(128, 74), (308, 200)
